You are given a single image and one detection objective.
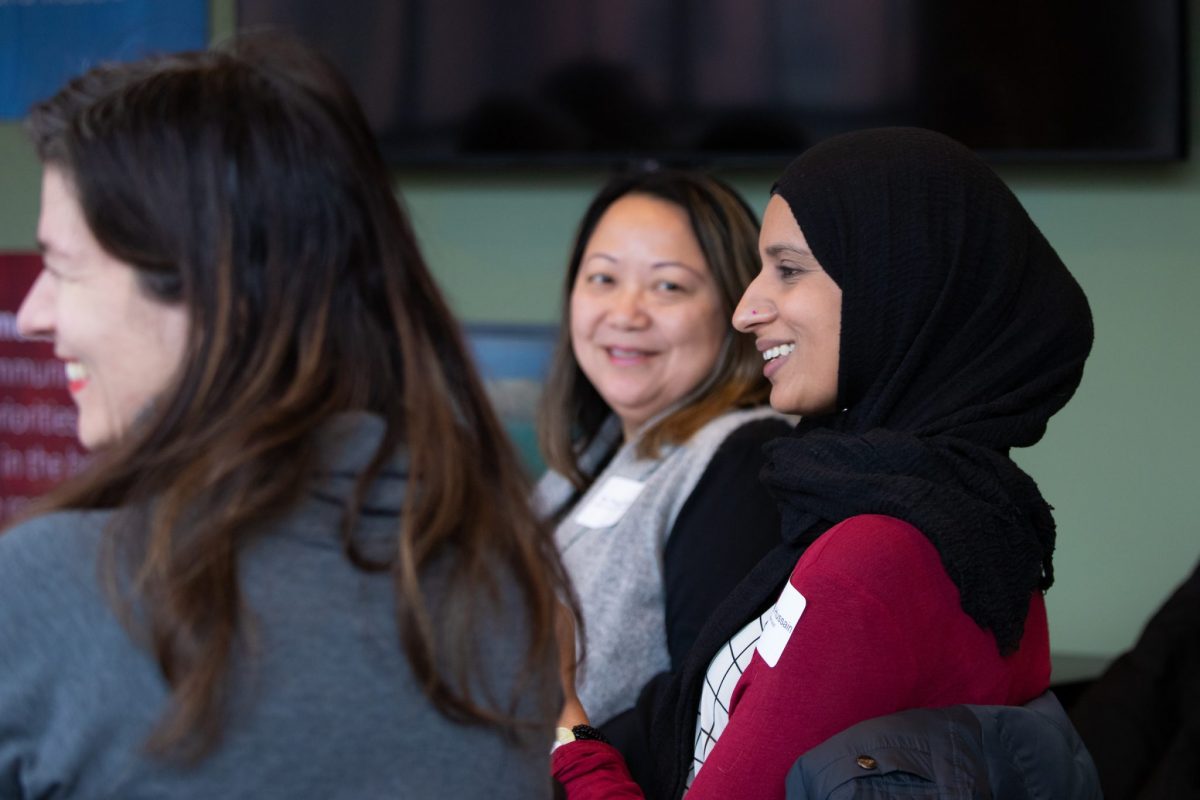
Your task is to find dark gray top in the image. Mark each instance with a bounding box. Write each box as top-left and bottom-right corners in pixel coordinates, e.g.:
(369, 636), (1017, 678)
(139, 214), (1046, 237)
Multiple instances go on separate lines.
(0, 413), (554, 799)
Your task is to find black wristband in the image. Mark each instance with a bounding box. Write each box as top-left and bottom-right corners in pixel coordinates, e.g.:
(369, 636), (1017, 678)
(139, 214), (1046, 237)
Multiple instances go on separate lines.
(570, 724), (609, 744)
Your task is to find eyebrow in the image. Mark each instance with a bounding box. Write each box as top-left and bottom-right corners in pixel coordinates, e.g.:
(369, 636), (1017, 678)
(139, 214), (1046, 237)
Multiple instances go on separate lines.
(763, 243), (815, 259)
(583, 253), (703, 275)
(651, 260), (703, 276)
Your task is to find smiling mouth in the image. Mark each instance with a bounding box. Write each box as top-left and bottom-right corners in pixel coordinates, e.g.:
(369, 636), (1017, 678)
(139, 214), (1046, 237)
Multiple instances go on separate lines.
(606, 346), (654, 362)
(762, 343), (795, 362)
(64, 361), (89, 393)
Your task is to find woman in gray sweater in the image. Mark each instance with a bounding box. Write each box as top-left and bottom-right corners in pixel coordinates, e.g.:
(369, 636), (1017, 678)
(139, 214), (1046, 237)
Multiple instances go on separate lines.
(536, 172), (791, 727)
(0, 36), (571, 799)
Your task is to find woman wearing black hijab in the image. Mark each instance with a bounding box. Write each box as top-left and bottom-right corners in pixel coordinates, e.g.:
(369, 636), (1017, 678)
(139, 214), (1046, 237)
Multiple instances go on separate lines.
(552, 128), (1093, 799)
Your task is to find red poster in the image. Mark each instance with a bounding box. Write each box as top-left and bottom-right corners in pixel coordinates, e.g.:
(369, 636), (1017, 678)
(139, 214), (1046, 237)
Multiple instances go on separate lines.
(0, 252), (86, 522)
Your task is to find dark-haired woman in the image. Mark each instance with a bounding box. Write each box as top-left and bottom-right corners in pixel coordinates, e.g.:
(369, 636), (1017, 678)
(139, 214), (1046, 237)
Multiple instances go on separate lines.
(536, 171), (791, 727)
(0, 39), (570, 798)
(552, 128), (1094, 798)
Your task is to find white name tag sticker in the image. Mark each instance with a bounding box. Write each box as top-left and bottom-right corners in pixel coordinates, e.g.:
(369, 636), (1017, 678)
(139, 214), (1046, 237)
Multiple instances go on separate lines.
(573, 476), (645, 529)
(755, 581), (806, 668)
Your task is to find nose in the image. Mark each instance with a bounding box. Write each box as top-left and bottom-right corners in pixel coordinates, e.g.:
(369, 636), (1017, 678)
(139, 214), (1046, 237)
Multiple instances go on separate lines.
(16, 268), (57, 341)
(732, 271), (774, 332)
(607, 284), (649, 329)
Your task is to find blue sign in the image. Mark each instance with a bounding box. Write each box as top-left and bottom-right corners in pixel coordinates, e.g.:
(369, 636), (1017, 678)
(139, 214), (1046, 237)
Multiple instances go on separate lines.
(1, 0), (208, 119)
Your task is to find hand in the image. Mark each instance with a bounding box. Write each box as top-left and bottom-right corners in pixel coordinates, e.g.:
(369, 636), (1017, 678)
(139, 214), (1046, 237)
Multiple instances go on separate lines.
(556, 602), (590, 728)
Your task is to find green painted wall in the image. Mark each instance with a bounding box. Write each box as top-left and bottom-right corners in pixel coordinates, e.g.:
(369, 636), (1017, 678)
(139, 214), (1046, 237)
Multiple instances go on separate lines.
(2, 0), (1197, 659)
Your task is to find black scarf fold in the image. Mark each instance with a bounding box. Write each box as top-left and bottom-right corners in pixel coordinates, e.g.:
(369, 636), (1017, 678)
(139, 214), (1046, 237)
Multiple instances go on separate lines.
(639, 128), (1093, 800)
(760, 427), (1056, 654)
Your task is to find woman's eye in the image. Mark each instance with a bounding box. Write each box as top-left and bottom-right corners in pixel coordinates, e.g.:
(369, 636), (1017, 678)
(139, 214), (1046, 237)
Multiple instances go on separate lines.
(777, 265), (803, 280)
(654, 280), (684, 292)
(42, 264), (68, 282)
(585, 273), (614, 285)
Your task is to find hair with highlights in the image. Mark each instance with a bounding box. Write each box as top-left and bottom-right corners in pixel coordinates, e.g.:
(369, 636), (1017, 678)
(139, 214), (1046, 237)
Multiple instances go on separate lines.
(23, 36), (573, 758)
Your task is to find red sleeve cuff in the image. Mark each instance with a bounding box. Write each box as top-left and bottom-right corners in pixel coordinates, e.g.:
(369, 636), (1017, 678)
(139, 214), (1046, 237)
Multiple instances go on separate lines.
(552, 740), (645, 799)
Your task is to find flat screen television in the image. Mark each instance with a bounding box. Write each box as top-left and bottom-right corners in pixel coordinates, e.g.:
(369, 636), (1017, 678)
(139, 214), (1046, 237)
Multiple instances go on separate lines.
(238, 0), (1187, 166)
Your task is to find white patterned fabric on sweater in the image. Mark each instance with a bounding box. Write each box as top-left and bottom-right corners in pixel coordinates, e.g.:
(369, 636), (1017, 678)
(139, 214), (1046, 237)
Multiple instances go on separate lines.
(686, 607), (774, 789)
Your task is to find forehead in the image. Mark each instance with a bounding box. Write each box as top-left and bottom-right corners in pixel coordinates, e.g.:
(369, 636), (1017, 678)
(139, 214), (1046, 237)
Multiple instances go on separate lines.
(37, 167), (92, 255)
(586, 193), (702, 257)
(759, 195), (808, 252)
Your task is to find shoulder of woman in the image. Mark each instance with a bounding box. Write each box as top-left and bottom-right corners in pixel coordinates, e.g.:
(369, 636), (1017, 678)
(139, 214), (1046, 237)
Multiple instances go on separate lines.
(720, 413), (795, 449)
(684, 417), (794, 497)
(0, 510), (109, 595)
(793, 514), (945, 592)
(692, 407), (792, 455)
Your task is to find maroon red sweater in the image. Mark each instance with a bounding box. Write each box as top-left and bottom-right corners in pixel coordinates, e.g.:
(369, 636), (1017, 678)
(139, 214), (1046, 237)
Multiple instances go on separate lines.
(554, 514), (1051, 799)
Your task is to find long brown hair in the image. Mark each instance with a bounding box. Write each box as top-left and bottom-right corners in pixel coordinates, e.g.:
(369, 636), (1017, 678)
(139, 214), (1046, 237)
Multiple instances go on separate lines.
(537, 170), (768, 490)
(21, 37), (572, 758)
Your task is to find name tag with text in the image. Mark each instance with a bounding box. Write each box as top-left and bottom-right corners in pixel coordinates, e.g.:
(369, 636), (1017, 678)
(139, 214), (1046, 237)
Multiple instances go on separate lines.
(573, 476), (645, 528)
(756, 581), (806, 668)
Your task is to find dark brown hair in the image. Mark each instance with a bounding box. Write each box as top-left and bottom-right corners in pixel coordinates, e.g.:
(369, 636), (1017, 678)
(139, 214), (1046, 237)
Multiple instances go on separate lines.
(22, 36), (573, 758)
(537, 170), (768, 489)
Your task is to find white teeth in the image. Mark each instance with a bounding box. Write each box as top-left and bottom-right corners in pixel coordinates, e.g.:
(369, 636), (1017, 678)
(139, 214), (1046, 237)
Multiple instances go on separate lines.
(762, 344), (796, 362)
(65, 361), (88, 381)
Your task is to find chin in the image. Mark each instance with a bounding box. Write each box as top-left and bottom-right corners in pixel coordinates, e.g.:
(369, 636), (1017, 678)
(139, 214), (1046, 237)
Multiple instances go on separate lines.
(768, 390), (801, 416)
(77, 435), (104, 452)
(76, 424), (114, 452)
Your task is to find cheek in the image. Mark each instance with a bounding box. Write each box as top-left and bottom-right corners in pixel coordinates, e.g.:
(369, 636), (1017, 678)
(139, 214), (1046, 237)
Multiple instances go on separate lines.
(567, 312), (589, 360)
(160, 298), (189, 345)
(568, 293), (593, 339)
(117, 304), (189, 403)
(818, 305), (842, 373)
(807, 317), (841, 412)
(685, 303), (727, 351)
(669, 307), (725, 377)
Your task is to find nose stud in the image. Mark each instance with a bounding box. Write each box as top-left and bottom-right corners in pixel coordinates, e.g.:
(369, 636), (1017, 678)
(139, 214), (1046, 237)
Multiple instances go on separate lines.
(751, 309), (758, 315)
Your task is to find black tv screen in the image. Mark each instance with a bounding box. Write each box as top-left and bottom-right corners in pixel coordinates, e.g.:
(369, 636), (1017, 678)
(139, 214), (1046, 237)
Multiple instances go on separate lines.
(238, 0), (1187, 166)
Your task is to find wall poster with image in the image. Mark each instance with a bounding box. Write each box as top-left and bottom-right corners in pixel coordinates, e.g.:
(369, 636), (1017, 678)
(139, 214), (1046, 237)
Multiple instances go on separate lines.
(0, 253), (86, 522)
(465, 323), (558, 475)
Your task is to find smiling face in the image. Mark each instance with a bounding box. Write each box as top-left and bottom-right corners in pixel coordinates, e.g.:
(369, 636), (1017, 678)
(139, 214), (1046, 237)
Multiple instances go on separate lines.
(569, 192), (727, 438)
(733, 194), (842, 416)
(16, 166), (189, 450)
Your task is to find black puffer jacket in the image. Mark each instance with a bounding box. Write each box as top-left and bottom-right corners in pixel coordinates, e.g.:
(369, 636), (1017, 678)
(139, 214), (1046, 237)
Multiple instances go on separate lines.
(786, 692), (1100, 799)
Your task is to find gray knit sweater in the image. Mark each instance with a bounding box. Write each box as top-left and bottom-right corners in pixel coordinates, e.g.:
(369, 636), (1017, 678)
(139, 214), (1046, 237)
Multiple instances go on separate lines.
(535, 406), (784, 725)
(0, 413), (555, 799)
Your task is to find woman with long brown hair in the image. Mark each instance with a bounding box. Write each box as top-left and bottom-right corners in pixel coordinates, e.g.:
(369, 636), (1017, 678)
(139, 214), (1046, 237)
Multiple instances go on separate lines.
(0, 37), (570, 798)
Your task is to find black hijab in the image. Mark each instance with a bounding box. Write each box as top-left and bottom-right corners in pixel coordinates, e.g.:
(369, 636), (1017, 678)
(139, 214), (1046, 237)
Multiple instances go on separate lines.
(632, 128), (1093, 799)
(764, 126), (1092, 653)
